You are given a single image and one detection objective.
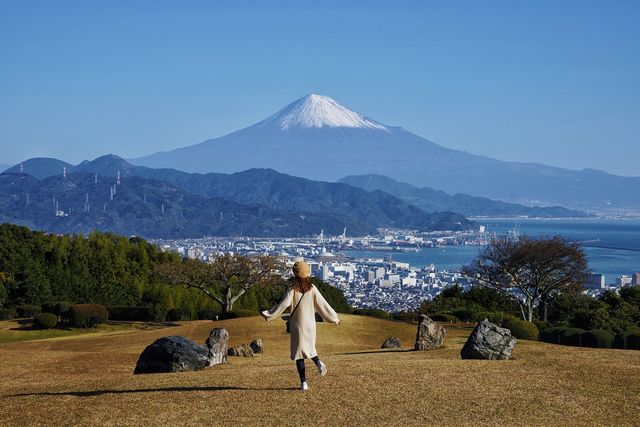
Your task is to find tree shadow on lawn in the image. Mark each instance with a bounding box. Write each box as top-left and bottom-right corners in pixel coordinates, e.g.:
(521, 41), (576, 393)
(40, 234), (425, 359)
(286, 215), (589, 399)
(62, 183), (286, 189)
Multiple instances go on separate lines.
(8, 385), (299, 397)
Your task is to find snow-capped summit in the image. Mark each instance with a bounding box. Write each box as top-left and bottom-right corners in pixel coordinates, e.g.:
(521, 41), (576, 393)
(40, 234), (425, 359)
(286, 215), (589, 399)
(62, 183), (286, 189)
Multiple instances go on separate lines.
(258, 94), (389, 131)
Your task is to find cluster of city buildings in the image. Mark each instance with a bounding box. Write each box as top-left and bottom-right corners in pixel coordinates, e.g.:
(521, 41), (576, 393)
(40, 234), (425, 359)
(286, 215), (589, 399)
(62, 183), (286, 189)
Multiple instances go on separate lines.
(152, 229), (639, 312)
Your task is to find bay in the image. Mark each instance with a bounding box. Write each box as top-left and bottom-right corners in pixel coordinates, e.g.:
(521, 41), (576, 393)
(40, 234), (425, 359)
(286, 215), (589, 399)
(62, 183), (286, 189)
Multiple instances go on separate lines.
(344, 218), (640, 284)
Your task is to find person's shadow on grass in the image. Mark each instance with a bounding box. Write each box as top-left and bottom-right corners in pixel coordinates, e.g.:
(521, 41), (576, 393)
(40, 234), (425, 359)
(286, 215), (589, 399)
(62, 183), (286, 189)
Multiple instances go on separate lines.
(8, 385), (298, 398)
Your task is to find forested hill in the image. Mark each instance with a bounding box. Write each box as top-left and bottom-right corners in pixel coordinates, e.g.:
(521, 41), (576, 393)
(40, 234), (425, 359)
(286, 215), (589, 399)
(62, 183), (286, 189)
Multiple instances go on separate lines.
(0, 157), (474, 237)
(0, 173), (377, 238)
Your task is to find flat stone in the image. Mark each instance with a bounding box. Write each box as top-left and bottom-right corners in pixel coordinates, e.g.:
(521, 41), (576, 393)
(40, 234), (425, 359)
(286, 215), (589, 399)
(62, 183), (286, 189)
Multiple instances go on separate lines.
(227, 344), (254, 357)
(381, 337), (402, 349)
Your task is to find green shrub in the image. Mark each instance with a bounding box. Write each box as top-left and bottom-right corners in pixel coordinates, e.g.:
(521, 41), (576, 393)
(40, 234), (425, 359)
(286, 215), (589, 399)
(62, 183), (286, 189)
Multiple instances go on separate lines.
(34, 313), (58, 329)
(504, 318), (539, 340)
(474, 311), (517, 326)
(613, 333), (629, 349)
(560, 328), (586, 346)
(16, 305), (42, 318)
(52, 302), (74, 317)
(70, 304), (109, 328)
(392, 311), (417, 323)
(352, 308), (391, 320)
(580, 329), (614, 348)
(165, 308), (184, 321)
(430, 313), (457, 323)
(197, 309), (219, 320)
(539, 326), (566, 344)
(0, 307), (16, 320)
(627, 333), (640, 350)
(107, 306), (155, 322)
(533, 320), (548, 331)
(219, 309), (260, 320)
(451, 309), (477, 323)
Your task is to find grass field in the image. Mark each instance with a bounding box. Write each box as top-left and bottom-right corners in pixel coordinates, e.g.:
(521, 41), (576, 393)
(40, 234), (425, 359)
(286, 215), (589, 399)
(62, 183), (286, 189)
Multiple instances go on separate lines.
(0, 314), (639, 426)
(0, 319), (169, 344)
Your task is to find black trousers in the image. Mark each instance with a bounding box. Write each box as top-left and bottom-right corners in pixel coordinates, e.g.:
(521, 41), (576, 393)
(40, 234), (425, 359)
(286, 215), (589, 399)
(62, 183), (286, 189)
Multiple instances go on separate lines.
(296, 356), (320, 382)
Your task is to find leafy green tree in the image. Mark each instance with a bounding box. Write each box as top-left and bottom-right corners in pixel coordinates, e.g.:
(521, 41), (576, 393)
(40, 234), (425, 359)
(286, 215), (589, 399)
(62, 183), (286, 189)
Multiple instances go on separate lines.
(155, 254), (285, 313)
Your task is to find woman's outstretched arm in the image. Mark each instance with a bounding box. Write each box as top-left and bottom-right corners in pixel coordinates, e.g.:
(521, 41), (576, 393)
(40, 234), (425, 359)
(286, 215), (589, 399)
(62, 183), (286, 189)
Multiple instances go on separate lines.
(261, 287), (294, 321)
(313, 286), (340, 324)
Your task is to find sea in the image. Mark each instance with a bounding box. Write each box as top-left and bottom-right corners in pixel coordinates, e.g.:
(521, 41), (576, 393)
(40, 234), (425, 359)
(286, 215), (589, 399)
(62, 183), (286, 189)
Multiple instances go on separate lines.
(343, 218), (640, 284)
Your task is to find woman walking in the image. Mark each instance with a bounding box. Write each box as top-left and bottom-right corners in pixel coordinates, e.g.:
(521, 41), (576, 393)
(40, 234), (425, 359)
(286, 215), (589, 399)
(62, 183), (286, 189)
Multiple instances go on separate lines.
(261, 260), (341, 391)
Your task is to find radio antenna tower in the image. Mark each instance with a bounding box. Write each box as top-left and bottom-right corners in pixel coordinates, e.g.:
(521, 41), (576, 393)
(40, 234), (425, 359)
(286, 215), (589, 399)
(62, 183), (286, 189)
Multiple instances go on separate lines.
(63, 166), (67, 178)
(20, 163), (24, 173)
(94, 173), (98, 184)
(117, 171), (121, 185)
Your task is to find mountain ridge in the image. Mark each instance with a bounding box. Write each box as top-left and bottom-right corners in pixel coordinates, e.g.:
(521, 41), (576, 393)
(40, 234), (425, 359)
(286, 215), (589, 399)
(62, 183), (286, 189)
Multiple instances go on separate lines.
(128, 94), (640, 213)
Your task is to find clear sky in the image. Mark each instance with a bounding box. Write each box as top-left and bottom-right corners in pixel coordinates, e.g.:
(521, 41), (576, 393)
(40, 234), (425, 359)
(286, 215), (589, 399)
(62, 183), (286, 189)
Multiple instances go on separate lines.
(1, 1), (639, 176)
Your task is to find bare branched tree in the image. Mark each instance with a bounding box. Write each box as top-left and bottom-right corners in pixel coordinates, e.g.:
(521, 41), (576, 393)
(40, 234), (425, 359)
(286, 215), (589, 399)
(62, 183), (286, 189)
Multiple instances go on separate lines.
(155, 254), (285, 313)
(462, 236), (589, 322)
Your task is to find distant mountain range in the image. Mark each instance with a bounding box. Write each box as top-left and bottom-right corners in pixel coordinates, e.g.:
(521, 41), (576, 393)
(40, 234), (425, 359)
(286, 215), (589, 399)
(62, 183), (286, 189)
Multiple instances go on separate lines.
(128, 94), (639, 213)
(0, 156), (473, 238)
(339, 174), (590, 218)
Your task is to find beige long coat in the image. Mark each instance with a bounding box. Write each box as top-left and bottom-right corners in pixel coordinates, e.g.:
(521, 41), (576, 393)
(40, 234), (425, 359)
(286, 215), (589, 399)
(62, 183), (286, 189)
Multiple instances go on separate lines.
(263, 284), (340, 360)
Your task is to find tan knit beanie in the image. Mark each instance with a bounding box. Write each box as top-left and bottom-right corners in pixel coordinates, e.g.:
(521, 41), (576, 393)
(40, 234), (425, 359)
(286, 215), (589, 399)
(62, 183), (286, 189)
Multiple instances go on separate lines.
(292, 261), (310, 278)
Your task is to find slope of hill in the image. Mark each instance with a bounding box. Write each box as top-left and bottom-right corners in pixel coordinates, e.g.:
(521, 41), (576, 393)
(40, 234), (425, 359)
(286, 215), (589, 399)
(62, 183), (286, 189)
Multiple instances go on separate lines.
(41, 154), (475, 231)
(0, 315), (637, 425)
(130, 94), (640, 212)
(0, 173), (375, 238)
(3, 158), (74, 179)
(339, 174), (591, 218)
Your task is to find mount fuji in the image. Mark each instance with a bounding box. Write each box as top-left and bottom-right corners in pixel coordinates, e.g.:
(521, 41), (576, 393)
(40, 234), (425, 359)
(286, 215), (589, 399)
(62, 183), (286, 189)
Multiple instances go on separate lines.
(132, 94), (640, 212)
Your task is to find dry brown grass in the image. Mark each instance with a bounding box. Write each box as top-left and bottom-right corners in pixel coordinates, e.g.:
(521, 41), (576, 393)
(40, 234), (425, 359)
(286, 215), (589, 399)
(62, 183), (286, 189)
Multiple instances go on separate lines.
(0, 314), (639, 426)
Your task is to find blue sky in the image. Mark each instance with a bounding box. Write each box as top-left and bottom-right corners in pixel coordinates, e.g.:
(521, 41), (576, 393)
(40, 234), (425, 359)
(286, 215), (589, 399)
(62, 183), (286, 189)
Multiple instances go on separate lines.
(1, 1), (639, 176)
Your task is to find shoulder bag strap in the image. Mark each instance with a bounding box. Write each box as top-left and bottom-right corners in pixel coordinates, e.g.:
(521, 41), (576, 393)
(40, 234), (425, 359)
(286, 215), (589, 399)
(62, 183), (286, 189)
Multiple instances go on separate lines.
(290, 290), (306, 317)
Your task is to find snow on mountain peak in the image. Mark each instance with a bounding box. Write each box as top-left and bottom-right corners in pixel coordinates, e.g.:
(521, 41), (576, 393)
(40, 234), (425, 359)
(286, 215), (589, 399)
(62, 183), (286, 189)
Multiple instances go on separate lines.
(258, 94), (389, 131)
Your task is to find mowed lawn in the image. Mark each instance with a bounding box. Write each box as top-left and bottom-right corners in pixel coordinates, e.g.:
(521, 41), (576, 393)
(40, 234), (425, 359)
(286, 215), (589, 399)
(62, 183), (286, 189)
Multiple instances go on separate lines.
(0, 314), (639, 426)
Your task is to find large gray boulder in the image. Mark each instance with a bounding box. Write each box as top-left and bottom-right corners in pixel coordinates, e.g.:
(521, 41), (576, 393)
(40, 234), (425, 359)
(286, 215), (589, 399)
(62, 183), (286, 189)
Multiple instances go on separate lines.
(461, 318), (517, 360)
(134, 336), (209, 374)
(414, 315), (446, 350)
(206, 328), (229, 366)
(381, 337), (402, 349)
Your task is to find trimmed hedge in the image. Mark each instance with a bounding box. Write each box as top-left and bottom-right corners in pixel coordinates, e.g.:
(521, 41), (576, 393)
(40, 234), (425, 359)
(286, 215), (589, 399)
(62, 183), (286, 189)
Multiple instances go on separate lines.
(352, 308), (391, 320)
(475, 311), (517, 326)
(16, 305), (42, 318)
(539, 327), (566, 344)
(219, 310), (260, 320)
(165, 308), (184, 322)
(628, 333), (640, 350)
(580, 329), (613, 348)
(392, 312), (418, 323)
(34, 313), (57, 329)
(107, 306), (155, 322)
(430, 314), (457, 323)
(533, 320), (548, 331)
(451, 309), (477, 323)
(0, 307), (16, 320)
(613, 333), (629, 349)
(504, 318), (539, 340)
(559, 328), (586, 347)
(70, 304), (109, 328)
